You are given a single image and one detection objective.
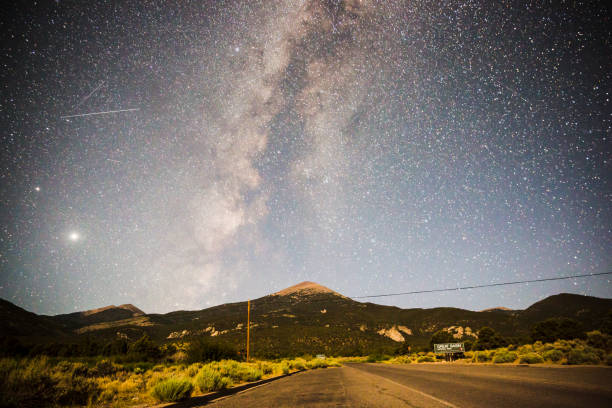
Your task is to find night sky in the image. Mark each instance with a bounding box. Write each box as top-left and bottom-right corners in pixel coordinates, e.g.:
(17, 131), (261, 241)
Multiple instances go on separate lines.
(1, 0), (610, 315)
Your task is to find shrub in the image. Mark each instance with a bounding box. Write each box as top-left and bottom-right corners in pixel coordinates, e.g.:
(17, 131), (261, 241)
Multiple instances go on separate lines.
(0, 357), (99, 407)
(128, 335), (161, 361)
(291, 359), (305, 370)
(473, 327), (507, 350)
(258, 362), (274, 375)
(586, 331), (612, 352)
(150, 378), (193, 402)
(519, 353), (544, 364)
(187, 363), (202, 377)
(605, 354), (612, 366)
(195, 367), (232, 392)
(393, 355), (412, 364)
(472, 351), (491, 362)
(566, 349), (600, 365)
(306, 359), (328, 369)
(53, 375), (99, 406)
(281, 362), (290, 374)
(215, 361), (263, 382)
(367, 354), (391, 363)
(186, 339), (239, 363)
(91, 359), (122, 377)
(237, 366), (262, 382)
(493, 352), (517, 364)
(543, 349), (563, 362)
(417, 355), (434, 363)
(531, 318), (584, 343)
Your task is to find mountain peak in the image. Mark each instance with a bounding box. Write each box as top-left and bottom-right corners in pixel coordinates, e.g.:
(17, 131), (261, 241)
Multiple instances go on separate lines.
(480, 306), (512, 312)
(273, 281), (344, 297)
(82, 304), (144, 317)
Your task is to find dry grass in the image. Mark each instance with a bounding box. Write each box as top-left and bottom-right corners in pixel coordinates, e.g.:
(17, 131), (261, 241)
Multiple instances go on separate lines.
(0, 355), (341, 407)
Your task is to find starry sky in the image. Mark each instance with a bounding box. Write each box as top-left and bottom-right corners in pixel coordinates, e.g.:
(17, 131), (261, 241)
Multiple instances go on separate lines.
(1, 0), (610, 315)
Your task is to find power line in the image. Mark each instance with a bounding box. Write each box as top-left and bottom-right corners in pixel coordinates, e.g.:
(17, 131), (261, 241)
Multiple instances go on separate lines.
(351, 271), (612, 299)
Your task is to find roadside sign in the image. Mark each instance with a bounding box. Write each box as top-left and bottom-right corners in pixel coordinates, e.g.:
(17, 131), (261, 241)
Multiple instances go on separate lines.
(316, 354), (326, 360)
(434, 343), (465, 353)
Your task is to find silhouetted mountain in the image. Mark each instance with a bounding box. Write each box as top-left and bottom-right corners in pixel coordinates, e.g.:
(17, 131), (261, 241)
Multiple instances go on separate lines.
(518, 293), (612, 329)
(51, 304), (145, 330)
(2, 283), (611, 357)
(0, 298), (69, 340)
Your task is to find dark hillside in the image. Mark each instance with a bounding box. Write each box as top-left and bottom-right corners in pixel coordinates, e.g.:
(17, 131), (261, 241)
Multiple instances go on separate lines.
(2, 283), (610, 356)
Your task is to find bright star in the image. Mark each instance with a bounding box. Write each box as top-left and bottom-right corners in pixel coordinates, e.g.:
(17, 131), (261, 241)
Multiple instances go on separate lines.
(68, 231), (80, 242)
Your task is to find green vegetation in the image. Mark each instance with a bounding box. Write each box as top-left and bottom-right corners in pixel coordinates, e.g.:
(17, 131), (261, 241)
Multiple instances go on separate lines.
(187, 338), (239, 363)
(417, 355), (435, 363)
(519, 352), (544, 364)
(150, 378), (194, 402)
(542, 349), (563, 362)
(385, 336), (611, 367)
(473, 327), (507, 350)
(429, 330), (456, 350)
(566, 349), (600, 365)
(531, 318), (584, 343)
(0, 352), (340, 407)
(472, 351), (491, 362)
(493, 351), (517, 364)
(195, 366), (229, 392)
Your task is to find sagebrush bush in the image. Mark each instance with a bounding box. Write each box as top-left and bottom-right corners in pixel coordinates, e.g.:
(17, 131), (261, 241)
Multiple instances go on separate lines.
(586, 331), (612, 352)
(417, 355), (434, 363)
(519, 353), (544, 364)
(393, 355), (412, 364)
(214, 361), (263, 382)
(493, 352), (517, 364)
(92, 359), (122, 377)
(150, 378), (193, 402)
(258, 362), (274, 375)
(186, 363), (202, 377)
(472, 351), (490, 362)
(543, 349), (563, 362)
(238, 366), (262, 382)
(306, 359), (328, 369)
(290, 358), (306, 370)
(0, 357), (99, 407)
(195, 367), (232, 392)
(517, 344), (534, 355)
(566, 349), (600, 365)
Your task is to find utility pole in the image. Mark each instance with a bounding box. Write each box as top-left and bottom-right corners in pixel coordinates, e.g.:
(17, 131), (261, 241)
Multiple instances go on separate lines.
(246, 300), (250, 362)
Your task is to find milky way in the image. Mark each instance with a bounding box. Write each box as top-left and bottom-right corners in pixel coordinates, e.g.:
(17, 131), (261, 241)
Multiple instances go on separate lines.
(1, 0), (610, 314)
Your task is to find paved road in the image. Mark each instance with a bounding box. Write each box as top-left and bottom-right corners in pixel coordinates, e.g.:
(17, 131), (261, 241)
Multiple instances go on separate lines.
(206, 363), (612, 408)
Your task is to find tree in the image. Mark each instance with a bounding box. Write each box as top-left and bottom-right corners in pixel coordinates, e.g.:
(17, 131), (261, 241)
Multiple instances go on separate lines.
(473, 327), (507, 350)
(394, 341), (411, 355)
(129, 334), (161, 360)
(531, 318), (584, 343)
(600, 310), (612, 335)
(429, 330), (455, 351)
(186, 338), (239, 363)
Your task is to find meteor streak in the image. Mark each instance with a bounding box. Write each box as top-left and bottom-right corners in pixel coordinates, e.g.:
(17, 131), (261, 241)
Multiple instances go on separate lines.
(60, 108), (140, 119)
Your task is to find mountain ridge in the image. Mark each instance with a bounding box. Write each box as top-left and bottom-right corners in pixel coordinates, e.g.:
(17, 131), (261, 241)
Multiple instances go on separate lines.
(2, 283), (611, 357)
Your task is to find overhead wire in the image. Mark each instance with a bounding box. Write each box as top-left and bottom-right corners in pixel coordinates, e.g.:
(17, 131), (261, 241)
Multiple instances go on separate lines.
(350, 271), (612, 299)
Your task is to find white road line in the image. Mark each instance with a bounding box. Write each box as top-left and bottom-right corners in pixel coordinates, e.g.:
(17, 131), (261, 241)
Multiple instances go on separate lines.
(346, 365), (460, 408)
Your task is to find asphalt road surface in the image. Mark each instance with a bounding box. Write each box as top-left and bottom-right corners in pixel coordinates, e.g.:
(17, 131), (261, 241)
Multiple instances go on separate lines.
(207, 363), (612, 408)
